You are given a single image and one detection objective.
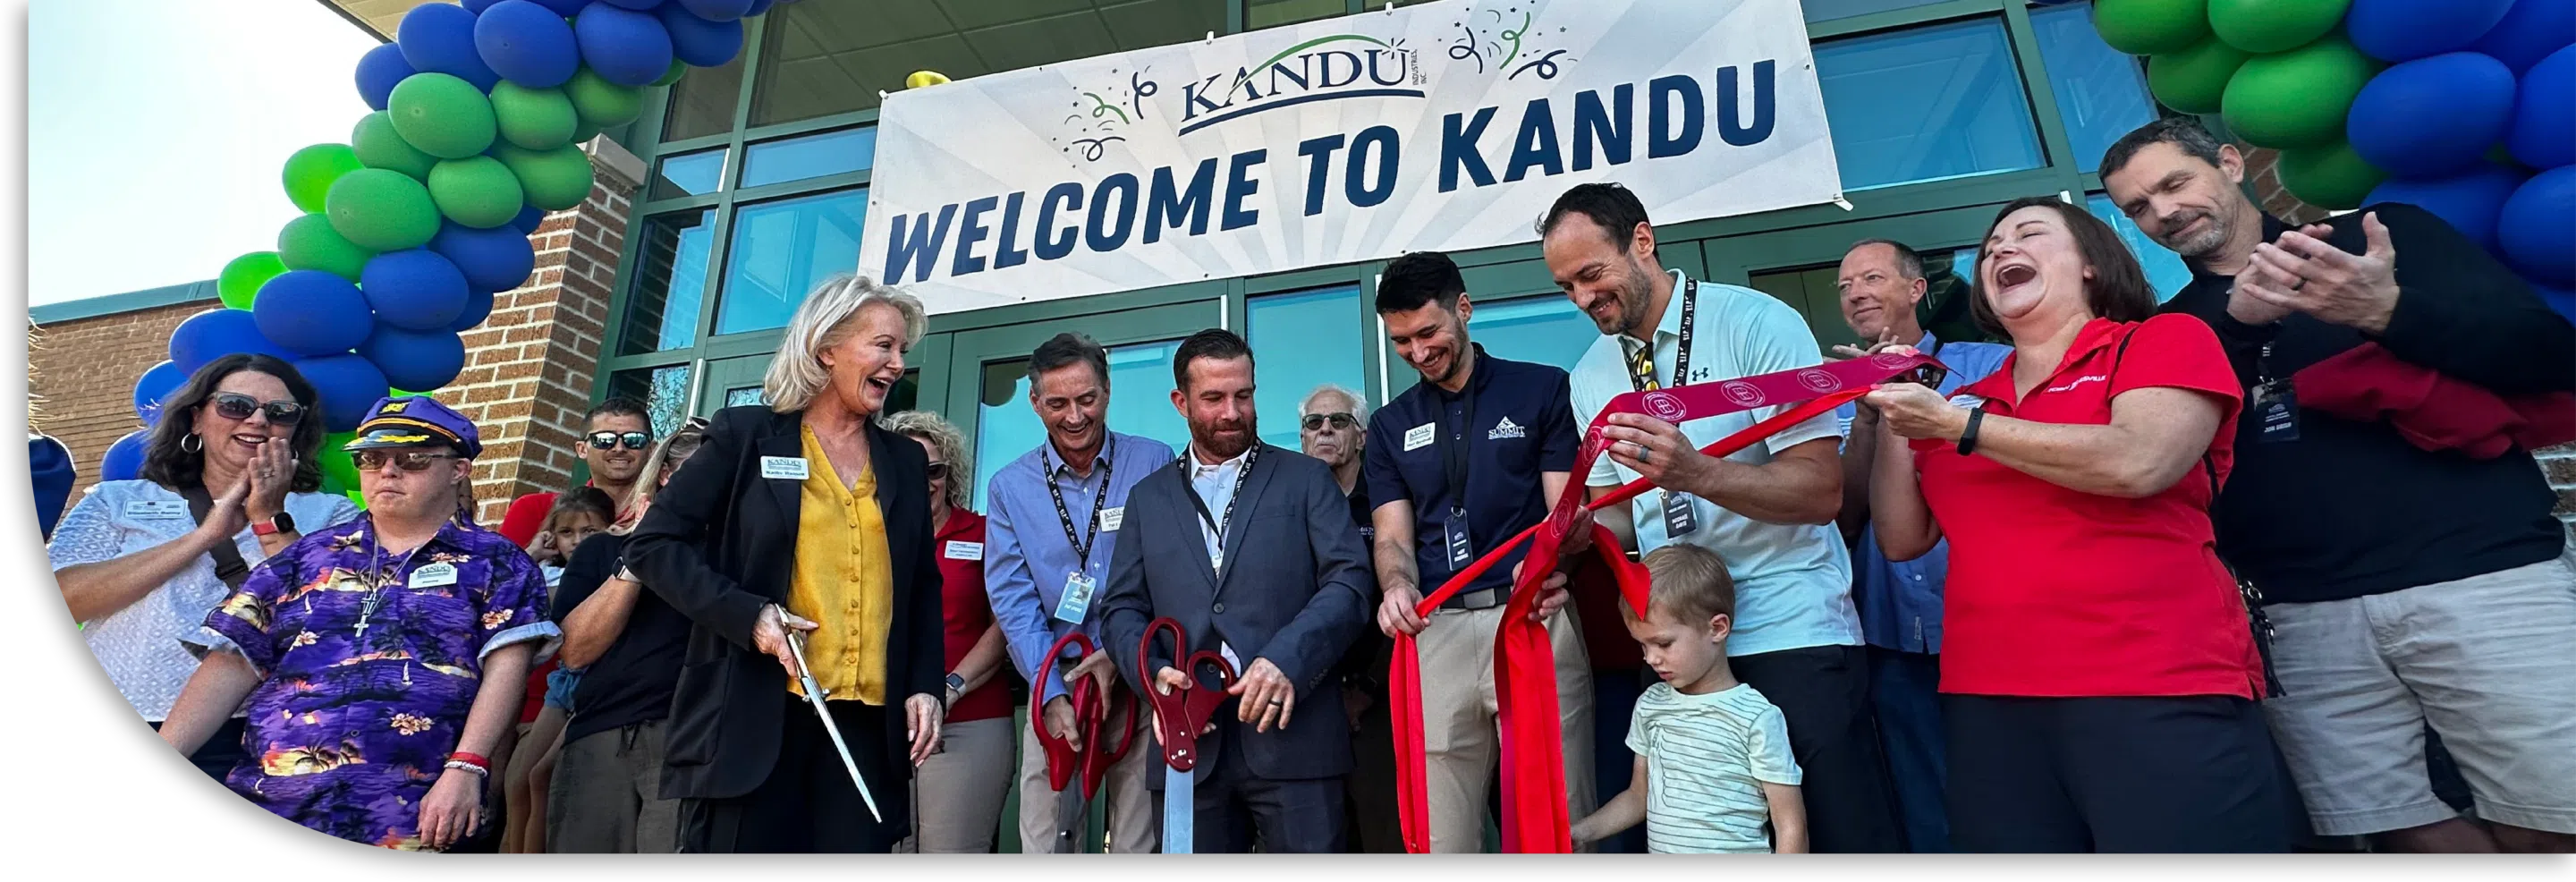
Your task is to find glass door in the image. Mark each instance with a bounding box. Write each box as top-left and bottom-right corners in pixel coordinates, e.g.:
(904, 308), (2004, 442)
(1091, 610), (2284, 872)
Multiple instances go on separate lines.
(942, 298), (1223, 509)
(1697, 204), (2007, 355)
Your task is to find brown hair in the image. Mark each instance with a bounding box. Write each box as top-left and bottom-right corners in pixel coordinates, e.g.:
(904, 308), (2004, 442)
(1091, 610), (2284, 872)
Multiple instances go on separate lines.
(1968, 196), (2156, 341)
(1637, 543), (1736, 623)
(140, 354), (327, 493)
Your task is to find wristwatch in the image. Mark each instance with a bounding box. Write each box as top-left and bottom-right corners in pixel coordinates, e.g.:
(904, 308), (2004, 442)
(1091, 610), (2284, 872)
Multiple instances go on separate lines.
(944, 672), (966, 705)
(250, 512), (297, 537)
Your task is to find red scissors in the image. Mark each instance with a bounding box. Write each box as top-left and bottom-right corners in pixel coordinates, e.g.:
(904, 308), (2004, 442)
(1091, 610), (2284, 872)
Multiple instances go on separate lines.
(1140, 617), (1236, 853)
(1030, 630), (1134, 852)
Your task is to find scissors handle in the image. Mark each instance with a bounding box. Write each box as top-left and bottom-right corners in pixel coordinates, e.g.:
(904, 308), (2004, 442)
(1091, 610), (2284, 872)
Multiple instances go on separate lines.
(1140, 618), (1237, 772)
(1030, 631), (1097, 793)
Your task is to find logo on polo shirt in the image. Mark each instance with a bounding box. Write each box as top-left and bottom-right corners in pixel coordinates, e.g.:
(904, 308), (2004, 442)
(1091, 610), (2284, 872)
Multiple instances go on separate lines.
(1721, 380), (1766, 408)
(1796, 368), (1842, 394)
(1643, 391), (1688, 422)
(1487, 416), (1526, 440)
(2046, 375), (2107, 394)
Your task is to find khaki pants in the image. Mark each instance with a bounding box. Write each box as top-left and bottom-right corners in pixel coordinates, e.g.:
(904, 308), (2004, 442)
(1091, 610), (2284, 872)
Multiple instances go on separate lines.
(901, 717), (1016, 852)
(547, 720), (682, 853)
(1017, 708), (1158, 852)
(1417, 604), (1596, 852)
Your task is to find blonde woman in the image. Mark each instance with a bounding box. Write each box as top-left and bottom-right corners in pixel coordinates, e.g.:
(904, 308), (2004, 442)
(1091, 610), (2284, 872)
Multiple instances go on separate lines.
(625, 276), (945, 852)
(880, 410), (1013, 853)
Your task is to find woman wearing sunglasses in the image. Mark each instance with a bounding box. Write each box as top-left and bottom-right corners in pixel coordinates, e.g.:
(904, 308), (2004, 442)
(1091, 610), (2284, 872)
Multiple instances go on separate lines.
(878, 409), (1013, 853)
(48, 353), (360, 779)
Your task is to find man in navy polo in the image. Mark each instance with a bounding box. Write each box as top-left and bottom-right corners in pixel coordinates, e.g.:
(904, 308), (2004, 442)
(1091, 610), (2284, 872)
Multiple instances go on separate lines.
(1361, 250), (1593, 852)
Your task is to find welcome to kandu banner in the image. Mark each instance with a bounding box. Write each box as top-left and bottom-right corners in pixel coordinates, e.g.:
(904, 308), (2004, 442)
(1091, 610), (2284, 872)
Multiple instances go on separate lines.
(860, 0), (1843, 314)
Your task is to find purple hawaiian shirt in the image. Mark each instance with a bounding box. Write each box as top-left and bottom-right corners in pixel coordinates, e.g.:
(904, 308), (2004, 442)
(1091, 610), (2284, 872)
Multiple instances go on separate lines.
(196, 516), (559, 850)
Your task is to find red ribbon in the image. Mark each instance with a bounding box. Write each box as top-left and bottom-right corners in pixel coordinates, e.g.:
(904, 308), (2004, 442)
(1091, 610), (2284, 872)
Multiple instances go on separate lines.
(1390, 352), (1941, 853)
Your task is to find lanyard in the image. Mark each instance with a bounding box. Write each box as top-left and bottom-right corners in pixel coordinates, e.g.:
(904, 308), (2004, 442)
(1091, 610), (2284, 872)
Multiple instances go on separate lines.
(1625, 276), (1699, 393)
(1044, 436), (1117, 568)
(1433, 359), (1478, 513)
(354, 519), (427, 641)
(1179, 444), (1261, 548)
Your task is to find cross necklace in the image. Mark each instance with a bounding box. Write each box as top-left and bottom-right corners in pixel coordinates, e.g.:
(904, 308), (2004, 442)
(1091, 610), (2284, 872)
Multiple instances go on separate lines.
(352, 521), (427, 640)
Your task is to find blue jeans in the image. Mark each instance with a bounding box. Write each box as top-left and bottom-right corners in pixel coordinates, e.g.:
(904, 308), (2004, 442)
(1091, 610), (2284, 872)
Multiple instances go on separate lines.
(1869, 647), (1946, 852)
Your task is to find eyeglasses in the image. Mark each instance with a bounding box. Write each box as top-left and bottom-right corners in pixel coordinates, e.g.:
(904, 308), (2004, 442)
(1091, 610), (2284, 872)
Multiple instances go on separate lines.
(208, 393), (305, 425)
(1301, 412), (1359, 431)
(353, 449), (458, 472)
(925, 462), (951, 480)
(586, 430), (654, 451)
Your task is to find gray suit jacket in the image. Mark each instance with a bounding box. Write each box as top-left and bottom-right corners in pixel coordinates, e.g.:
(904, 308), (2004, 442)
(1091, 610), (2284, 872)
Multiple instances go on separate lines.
(1100, 443), (1375, 783)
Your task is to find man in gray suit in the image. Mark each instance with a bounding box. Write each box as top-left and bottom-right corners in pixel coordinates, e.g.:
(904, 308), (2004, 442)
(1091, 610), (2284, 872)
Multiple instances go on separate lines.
(1100, 327), (1376, 853)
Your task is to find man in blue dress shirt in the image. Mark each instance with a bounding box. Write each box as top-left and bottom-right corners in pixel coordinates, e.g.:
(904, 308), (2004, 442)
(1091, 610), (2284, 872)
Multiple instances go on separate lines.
(1830, 239), (2010, 852)
(983, 333), (1176, 853)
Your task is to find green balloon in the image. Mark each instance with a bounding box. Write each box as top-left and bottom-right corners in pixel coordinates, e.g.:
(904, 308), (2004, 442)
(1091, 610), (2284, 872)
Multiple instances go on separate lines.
(217, 251), (288, 310)
(352, 112), (437, 181)
(2094, 0), (2211, 56)
(282, 144), (364, 215)
(569, 118), (602, 146)
(490, 82), (579, 151)
(388, 72), (498, 160)
(493, 142), (597, 210)
(653, 58), (686, 87)
(276, 213), (376, 280)
(318, 433), (360, 494)
(2148, 38), (2250, 114)
(2223, 37), (2378, 149)
(2207, 0), (2349, 55)
(325, 168), (443, 251)
(565, 68), (643, 129)
(428, 157), (528, 229)
(2275, 140), (2385, 211)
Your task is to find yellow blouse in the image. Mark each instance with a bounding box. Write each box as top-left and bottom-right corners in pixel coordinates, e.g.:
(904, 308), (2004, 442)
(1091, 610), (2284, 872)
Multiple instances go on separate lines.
(784, 424), (894, 705)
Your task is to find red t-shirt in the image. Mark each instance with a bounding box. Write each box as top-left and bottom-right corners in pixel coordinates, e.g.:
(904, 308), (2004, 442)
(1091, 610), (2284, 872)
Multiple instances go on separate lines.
(935, 509), (1011, 723)
(1912, 315), (2264, 700)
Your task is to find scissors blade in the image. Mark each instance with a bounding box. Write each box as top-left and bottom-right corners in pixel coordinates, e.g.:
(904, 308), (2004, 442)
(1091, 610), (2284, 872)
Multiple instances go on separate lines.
(1164, 764), (1193, 853)
(787, 632), (885, 823)
(1053, 784), (1087, 852)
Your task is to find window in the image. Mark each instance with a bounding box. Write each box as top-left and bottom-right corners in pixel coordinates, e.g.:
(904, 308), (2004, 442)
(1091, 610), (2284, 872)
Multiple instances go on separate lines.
(1248, 0), (1345, 29)
(972, 339), (1191, 507)
(619, 208), (716, 354)
(1816, 18), (2045, 191)
(2085, 193), (2192, 302)
(715, 188), (868, 335)
(649, 148), (727, 201)
(605, 364), (696, 438)
(741, 126), (877, 189)
(1803, 0), (1953, 23)
(2031, 1), (2158, 174)
(1249, 284), (1367, 451)
(1748, 247), (1987, 353)
(663, 51), (747, 142)
(1468, 295), (1594, 372)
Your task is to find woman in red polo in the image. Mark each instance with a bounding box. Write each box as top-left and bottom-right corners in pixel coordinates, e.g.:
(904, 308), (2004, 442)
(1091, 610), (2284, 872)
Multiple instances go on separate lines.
(1858, 196), (2287, 852)
(881, 410), (1015, 852)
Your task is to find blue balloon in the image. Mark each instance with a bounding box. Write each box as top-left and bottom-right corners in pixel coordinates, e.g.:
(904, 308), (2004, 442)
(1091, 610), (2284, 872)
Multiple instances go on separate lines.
(533, 0), (591, 14)
(253, 270), (377, 357)
(2509, 47), (2576, 169)
(511, 204), (547, 234)
(99, 429), (149, 482)
(2349, 0), (2518, 63)
(2536, 284), (2576, 324)
(462, 0), (502, 12)
(169, 309), (293, 374)
(398, 3), (502, 91)
(2368, 165), (2529, 251)
(428, 221), (538, 291)
(450, 288), (497, 332)
(356, 43), (417, 112)
(575, 4), (675, 87)
(676, 0), (755, 21)
(746, 0), (776, 15)
(357, 326), (470, 391)
(292, 354), (393, 433)
(475, 1), (582, 89)
(133, 360), (186, 423)
(658, 3), (745, 67)
(2498, 165), (2576, 285)
(599, 0), (667, 9)
(2349, 53), (2519, 178)
(360, 249), (472, 331)
(2467, 0), (2576, 74)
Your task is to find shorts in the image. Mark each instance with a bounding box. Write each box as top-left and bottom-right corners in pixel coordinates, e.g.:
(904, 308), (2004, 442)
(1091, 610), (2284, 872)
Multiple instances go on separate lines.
(544, 666), (583, 714)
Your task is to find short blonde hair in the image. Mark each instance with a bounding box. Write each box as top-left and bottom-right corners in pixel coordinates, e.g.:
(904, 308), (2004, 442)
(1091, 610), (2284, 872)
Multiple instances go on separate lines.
(762, 275), (928, 413)
(1638, 543), (1736, 623)
(879, 409), (973, 512)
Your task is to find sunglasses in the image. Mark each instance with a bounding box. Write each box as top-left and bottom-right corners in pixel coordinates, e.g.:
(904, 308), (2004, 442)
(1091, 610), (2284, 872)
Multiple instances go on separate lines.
(353, 449), (458, 472)
(586, 430), (654, 451)
(1301, 412), (1359, 431)
(926, 462), (951, 480)
(209, 393), (305, 425)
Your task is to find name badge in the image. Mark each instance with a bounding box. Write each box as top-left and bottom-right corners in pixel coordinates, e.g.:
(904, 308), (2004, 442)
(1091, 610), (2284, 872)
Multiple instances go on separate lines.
(1444, 509), (1474, 572)
(760, 456), (810, 480)
(1402, 422), (1436, 452)
(1097, 506), (1124, 532)
(124, 500), (190, 522)
(410, 562), (460, 589)
(1054, 572), (1097, 623)
(1659, 490), (1699, 538)
(944, 540), (983, 561)
(2251, 380), (2301, 444)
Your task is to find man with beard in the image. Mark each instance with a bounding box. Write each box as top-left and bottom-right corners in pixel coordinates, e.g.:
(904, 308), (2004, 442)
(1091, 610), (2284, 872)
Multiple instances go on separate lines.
(2102, 117), (2576, 853)
(1099, 328), (1374, 852)
(1360, 250), (1594, 852)
(984, 332), (1174, 852)
(1540, 182), (1904, 852)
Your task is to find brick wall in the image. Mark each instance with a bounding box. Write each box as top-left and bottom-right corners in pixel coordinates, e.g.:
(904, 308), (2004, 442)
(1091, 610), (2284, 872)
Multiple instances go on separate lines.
(30, 300), (216, 500)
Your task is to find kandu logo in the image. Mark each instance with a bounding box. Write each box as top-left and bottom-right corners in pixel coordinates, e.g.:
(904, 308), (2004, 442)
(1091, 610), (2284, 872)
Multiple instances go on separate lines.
(1176, 35), (1424, 136)
(2046, 375), (2107, 394)
(1488, 416), (1526, 440)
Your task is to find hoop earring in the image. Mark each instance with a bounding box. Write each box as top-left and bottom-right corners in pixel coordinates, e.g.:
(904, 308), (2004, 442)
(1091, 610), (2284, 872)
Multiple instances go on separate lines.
(181, 433), (203, 454)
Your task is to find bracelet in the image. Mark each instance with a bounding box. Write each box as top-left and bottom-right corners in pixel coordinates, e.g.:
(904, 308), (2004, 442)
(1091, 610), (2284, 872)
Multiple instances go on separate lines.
(448, 751), (492, 768)
(1956, 409), (1986, 456)
(443, 759), (490, 776)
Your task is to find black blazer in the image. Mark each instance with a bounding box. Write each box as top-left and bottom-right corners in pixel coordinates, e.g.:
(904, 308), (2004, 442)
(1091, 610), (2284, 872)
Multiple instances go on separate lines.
(624, 404), (945, 801)
(1099, 443), (1374, 783)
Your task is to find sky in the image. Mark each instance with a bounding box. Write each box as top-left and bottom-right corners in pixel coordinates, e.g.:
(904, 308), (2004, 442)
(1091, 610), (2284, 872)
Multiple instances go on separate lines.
(30, 0), (383, 306)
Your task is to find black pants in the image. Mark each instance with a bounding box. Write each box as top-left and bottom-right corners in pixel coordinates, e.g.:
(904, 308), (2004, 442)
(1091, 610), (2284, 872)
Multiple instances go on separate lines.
(1944, 694), (2291, 852)
(1733, 644), (1906, 852)
(1341, 686), (1404, 852)
(149, 717), (249, 782)
(680, 698), (906, 853)
(1195, 723), (1344, 853)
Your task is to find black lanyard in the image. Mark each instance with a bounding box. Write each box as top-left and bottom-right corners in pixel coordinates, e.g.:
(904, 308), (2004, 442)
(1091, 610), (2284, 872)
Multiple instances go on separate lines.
(1180, 444), (1261, 547)
(1433, 361), (1477, 513)
(1043, 436), (1116, 568)
(1627, 276), (1699, 392)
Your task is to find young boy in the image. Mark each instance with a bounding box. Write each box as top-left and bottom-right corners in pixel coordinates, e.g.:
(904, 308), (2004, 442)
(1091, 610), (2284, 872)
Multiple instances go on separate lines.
(1571, 544), (1808, 853)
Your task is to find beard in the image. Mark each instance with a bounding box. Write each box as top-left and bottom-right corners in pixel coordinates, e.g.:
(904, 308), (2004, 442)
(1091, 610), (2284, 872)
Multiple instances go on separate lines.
(1595, 259), (1658, 335)
(1191, 412), (1258, 461)
(2157, 208), (2233, 258)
